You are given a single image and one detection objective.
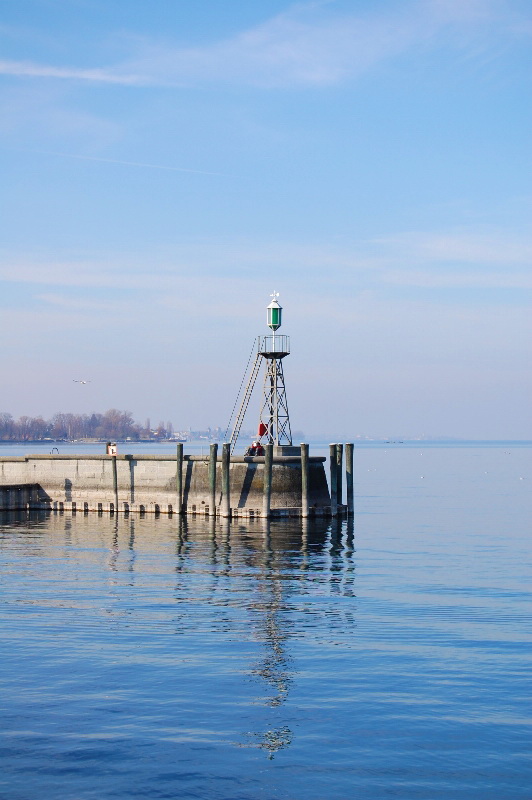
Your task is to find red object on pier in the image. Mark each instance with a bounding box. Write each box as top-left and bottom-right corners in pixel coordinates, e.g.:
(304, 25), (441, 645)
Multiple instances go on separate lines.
(257, 422), (267, 438)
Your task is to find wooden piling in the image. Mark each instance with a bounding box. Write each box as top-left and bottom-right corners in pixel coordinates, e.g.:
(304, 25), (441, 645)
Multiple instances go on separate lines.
(176, 443), (183, 514)
(336, 443), (343, 507)
(111, 455), (119, 513)
(209, 442), (218, 516)
(263, 443), (273, 518)
(301, 443), (309, 518)
(329, 443), (338, 516)
(345, 442), (354, 514)
(221, 442), (231, 518)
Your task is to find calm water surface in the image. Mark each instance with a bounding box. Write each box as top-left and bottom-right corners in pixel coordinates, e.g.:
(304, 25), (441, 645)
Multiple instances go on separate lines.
(0, 445), (530, 799)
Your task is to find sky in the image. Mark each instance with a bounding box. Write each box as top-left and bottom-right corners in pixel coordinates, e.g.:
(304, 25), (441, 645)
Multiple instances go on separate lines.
(0, 0), (530, 439)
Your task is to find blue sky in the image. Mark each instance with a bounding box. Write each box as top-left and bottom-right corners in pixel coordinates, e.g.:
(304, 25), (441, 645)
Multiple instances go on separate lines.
(0, 0), (530, 438)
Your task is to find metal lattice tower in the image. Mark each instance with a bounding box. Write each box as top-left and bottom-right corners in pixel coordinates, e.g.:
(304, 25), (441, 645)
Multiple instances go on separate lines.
(229, 292), (292, 453)
(257, 334), (292, 446)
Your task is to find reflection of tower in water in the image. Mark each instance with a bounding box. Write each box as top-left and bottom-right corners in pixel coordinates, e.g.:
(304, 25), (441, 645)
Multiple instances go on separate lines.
(240, 518), (341, 757)
(244, 517), (356, 757)
(43, 512), (356, 760)
(249, 522), (293, 709)
(242, 521), (297, 757)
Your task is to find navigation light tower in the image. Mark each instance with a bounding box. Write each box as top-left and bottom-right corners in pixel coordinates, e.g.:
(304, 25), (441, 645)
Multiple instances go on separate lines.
(228, 293), (293, 453)
(258, 293), (292, 447)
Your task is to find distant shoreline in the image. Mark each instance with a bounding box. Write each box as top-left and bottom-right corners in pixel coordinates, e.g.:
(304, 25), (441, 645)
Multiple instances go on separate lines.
(0, 439), (529, 447)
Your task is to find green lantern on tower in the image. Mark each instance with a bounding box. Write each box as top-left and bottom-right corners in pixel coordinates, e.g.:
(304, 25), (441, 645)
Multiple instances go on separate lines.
(267, 292), (282, 331)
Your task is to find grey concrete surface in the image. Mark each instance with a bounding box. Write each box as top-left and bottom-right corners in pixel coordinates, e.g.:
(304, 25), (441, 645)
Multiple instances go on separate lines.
(0, 453), (332, 517)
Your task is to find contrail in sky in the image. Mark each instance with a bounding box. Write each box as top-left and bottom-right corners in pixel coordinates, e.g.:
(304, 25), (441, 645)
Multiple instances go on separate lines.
(31, 150), (225, 176)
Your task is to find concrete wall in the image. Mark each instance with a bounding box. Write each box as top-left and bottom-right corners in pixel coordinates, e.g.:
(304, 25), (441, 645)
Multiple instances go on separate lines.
(0, 454), (331, 517)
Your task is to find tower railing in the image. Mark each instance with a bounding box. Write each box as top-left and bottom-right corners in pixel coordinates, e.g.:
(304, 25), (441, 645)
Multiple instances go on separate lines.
(258, 335), (290, 358)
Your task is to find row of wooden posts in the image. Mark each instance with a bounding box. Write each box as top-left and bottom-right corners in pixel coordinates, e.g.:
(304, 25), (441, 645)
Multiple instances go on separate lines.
(169, 442), (355, 518)
(329, 442), (355, 517)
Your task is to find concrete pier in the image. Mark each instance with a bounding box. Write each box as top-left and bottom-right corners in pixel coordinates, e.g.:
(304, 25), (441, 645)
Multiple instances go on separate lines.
(0, 450), (347, 517)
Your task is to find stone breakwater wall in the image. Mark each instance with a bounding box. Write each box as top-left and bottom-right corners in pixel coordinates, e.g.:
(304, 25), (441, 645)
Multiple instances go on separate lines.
(0, 454), (331, 517)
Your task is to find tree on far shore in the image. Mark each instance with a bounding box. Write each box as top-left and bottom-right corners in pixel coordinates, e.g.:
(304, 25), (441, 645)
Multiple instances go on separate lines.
(0, 410), (173, 442)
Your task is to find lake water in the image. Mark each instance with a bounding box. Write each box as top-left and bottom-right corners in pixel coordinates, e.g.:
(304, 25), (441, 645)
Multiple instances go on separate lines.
(0, 444), (530, 799)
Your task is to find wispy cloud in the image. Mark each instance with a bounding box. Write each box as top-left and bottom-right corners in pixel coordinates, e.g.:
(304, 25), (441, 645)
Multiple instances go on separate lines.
(1, 226), (530, 296)
(33, 150), (226, 176)
(0, 260), (148, 289)
(0, 0), (525, 89)
(35, 293), (118, 312)
(0, 59), (144, 85)
(382, 269), (532, 289)
(108, 0), (514, 89)
(374, 230), (532, 266)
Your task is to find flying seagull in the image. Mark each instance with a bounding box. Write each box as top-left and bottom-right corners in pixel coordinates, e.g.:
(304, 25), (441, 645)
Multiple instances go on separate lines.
(73, 380), (91, 384)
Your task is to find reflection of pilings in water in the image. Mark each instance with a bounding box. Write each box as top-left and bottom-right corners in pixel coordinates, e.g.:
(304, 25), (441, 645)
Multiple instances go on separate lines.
(261, 517), (271, 554)
(128, 518), (135, 550)
(175, 515), (190, 568)
(127, 517), (136, 575)
(339, 516), (356, 599)
(0, 508), (49, 526)
(220, 519), (231, 568)
(106, 517), (135, 577)
(103, 517), (136, 607)
(206, 519), (232, 595)
(205, 520), (220, 600)
(108, 527), (120, 573)
(221, 518), (231, 540)
(63, 515), (72, 546)
(0, 509), (29, 525)
(329, 517), (343, 555)
(345, 515), (355, 553)
(327, 517), (357, 601)
(208, 515), (218, 564)
(300, 517), (309, 570)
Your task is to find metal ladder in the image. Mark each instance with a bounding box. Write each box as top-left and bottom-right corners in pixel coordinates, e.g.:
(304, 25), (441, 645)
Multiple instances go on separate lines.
(230, 351), (262, 453)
